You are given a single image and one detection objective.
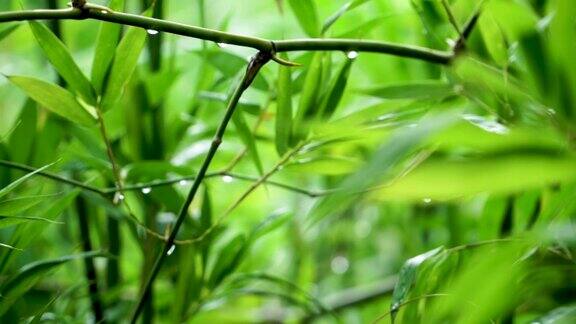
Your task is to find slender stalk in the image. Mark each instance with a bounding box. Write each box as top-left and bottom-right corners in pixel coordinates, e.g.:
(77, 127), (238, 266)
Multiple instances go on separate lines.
(0, 7), (453, 64)
(130, 51), (272, 323)
(75, 191), (105, 323)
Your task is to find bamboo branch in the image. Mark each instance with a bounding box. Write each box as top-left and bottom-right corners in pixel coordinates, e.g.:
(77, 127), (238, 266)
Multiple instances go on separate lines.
(130, 51), (273, 323)
(0, 6), (453, 64)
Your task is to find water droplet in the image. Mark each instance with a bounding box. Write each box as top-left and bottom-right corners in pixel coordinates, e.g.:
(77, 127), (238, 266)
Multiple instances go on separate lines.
(331, 256), (350, 274)
(141, 187), (152, 194)
(216, 43), (227, 48)
(355, 220), (372, 238)
(346, 51), (358, 59)
(446, 38), (457, 48)
(547, 108), (556, 115)
(423, 198), (432, 204)
(167, 245), (176, 256)
(146, 29), (159, 35)
(179, 180), (189, 186)
(113, 192), (125, 204)
(100, 9), (109, 14)
(222, 175), (234, 183)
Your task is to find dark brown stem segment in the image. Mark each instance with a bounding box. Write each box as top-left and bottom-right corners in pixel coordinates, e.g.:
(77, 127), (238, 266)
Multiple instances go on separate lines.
(129, 51), (272, 323)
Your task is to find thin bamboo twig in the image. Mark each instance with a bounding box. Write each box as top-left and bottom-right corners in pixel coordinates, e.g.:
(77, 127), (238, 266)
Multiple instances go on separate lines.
(130, 51), (273, 323)
(0, 6), (453, 64)
(0, 159), (107, 196)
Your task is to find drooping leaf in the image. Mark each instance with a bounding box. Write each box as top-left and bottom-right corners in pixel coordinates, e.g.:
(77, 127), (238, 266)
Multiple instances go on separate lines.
(28, 21), (96, 105)
(91, 0), (126, 94)
(7, 76), (96, 126)
(391, 247), (446, 322)
(275, 53), (294, 156)
(249, 210), (291, 242)
(309, 112), (457, 224)
(288, 0), (321, 37)
(0, 162), (54, 200)
(0, 251), (107, 315)
(100, 26), (147, 111)
(0, 215), (62, 229)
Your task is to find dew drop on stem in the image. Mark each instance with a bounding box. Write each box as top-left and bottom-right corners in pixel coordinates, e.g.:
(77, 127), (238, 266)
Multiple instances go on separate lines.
(179, 179), (189, 186)
(167, 245), (176, 256)
(346, 51), (358, 59)
(146, 29), (159, 35)
(141, 187), (152, 194)
(222, 175), (234, 183)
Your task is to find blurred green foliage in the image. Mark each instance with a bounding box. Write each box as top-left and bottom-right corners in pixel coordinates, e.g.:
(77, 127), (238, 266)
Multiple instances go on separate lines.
(0, 0), (575, 323)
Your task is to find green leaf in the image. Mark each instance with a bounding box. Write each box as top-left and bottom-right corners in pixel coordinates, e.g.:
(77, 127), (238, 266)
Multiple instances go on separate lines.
(100, 26), (147, 111)
(232, 107), (264, 175)
(533, 304), (576, 324)
(91, 0), (125, 94)
(28, 21), (96, 105)
(322, 0), (372, 34)
(249, 210), (291, 242)
(194, 50), (269, 91)
(319, 57), (353, 119)
(275, 55), (294, 156)
(309, 112), (457, 224)
(375, 154), (576, 202)
(288, 0), (321, 37)
(200, 185), (212, 232)
(390, 247), (446, 322)
(0, 193), (59, 215)
(208, 234), (248, 289)
(8, 76), (96, 126)
(359, 81), (456, 100)
(0, 162), (54, 200)
(0, 215), (62, 229)
(0, 23), (20, 42)
(294, 52), (323, 140)
(0, 251), (106, 315)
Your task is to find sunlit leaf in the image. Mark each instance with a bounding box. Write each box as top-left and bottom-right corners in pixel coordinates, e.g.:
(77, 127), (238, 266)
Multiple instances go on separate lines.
(29, 21), (96, 105)
(288, 0), (321, 37)
(7, 76), (96, 126)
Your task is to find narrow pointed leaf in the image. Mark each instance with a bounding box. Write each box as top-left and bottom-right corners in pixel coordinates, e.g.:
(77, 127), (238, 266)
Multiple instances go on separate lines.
(288, 0), (321, 37)
(100, 26), (147, 111)
(319, 57), (353, 119)
(0, 215), (62, 229)
(8, 76), (96, 126)
(0, 162), (54, 200)
(0, 23), (20, 42)
(360, 81), (456, 100)
(322, 0), (372, 34)
(91, 0), (125, 94)
(232, 109), (264, 175)
(275, 54), (293, 155)
(294, 52), (323, 140)
(29, 21), (96, 105)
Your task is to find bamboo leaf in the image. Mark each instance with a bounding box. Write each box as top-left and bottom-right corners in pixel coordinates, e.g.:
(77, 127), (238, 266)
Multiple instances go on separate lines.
(319, 57), (353, 119)
(533, 304), (576, 323)
(7, 76), (96, 126)
(28, 21), (96, 105)
(360, 81), (456, 99)
(232, 108), (264, 175)
(0, 215), (62, 229)
(100, 26), (147, 111)
(91, 0), (125, 94)
(390, 247), (446, 322)
(275, 54), (294, 156)
(0, 162), (54, 200)
(294, 52), (323, 140)
(309, 112), (457, 224)
(250, 210), (291, 242)
(208, 235), (248, 289)
(288, 0), (321, 37)
(0, 251), (107, 315)
(0, 23), (20, 42)
(322, 0), (372, 34)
